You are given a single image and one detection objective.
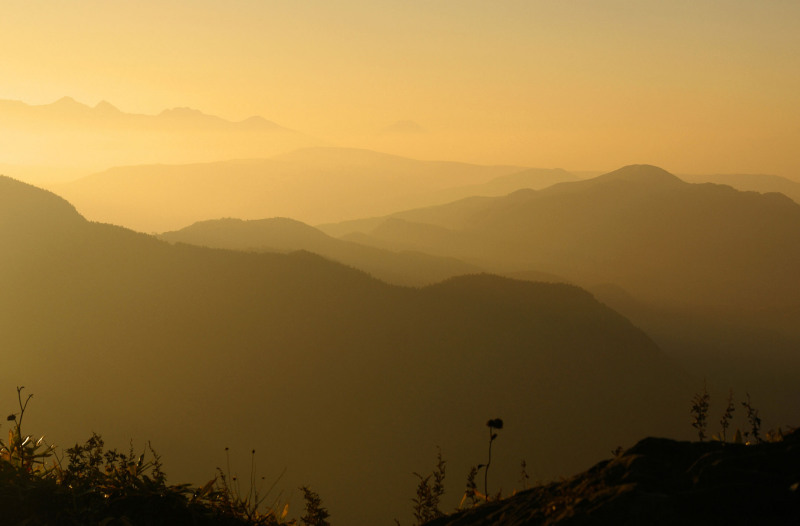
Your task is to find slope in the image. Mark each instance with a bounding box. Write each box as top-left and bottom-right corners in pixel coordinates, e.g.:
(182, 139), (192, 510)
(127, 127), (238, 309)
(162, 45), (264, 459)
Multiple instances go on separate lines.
(48, 148), (526, 232)
(426, 428), (800, 526)
(680, 172), (800, 205)
(323, 165), (800, 434)
(0, 176), (692, 526)
(341, 165), (800, 311)
(160, 217), (481, 286)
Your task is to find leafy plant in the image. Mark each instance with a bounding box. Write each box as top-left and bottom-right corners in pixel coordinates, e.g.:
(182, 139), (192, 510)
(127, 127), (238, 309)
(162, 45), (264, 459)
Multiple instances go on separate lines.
(741, 393), (762, 444)
(299, 486), (330, 526)
(213, 447), (288, 523)
(459, 465), (484, 509)
(716, 389), (736, 443)
(0, 387), (57, 476)
(0, 388), (296, 525)
(690, 384), (710, 441)
(518, 459), (530, 491)
(411, 448), (446, 525)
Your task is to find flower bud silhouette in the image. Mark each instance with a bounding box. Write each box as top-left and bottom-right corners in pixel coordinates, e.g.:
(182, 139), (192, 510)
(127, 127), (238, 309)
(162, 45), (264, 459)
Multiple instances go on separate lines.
(484, 417), (504, 497)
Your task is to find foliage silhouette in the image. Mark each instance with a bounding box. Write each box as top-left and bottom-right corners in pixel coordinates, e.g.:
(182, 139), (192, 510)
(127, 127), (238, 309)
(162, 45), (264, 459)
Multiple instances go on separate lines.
(299, 486), (330, 526)
(484, 418), (503, 497)
(0, 388), (300, 525)
(460, 465), (483, 509)
(411, 448), (446, 525)
(690, 383), (710, 441)
(742, 393), (762, 444)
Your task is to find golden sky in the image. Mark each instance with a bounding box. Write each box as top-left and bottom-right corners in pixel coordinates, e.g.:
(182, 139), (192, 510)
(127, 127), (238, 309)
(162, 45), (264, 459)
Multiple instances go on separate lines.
(2, 1), (799, 175)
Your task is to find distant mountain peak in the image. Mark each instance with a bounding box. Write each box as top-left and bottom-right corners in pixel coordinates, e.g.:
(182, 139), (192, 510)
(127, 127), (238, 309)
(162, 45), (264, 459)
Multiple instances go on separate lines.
(159, 106), (209, 118)
(48, 96), (92, 112)
(6, 96), (300, 139)
(94, 100), (121, 113)
(597, 164), (685, 185)
(53, 96), (80, 106)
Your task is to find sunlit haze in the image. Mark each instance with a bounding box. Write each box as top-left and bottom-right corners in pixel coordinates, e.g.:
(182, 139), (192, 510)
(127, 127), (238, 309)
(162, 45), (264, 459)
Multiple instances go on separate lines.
(3, 3), (800, 525)
(3, 0), (799, 176)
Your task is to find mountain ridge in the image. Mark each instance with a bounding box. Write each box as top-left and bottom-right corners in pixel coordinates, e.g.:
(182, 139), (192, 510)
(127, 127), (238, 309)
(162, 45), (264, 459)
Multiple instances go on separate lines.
(0, 97), (318, 180)
(332, 164), (800, 311)
(2, 96), (289, 131)
(592, 164), (685, 185)
(0, 177), (693, 526)
(48, 148), (530, 231)
(160, 216), (482, 286)
(0, 175), (84, 228)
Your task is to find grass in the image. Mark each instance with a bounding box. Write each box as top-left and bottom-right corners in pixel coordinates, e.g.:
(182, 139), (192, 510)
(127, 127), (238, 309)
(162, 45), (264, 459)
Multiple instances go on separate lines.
(410, 448), (446, 525)
(0, 387), (326, 526)
(5, 384), (788, 525)
(691, 385), (776, 445)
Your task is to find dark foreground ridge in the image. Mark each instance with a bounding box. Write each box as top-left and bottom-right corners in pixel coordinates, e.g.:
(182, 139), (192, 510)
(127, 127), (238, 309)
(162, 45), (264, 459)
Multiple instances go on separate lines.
(426, 428), (800, 526)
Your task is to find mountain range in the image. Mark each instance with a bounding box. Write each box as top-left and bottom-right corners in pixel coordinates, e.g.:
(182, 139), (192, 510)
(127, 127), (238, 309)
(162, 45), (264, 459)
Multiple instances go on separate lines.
(160, 217), (481, 287)
(0, 97), (320, 180)
(3, 94), (799, 524)
(0, 96), (290, 132)
(153, 164), (800, 429)
(0, 175), (693, 526)
(42, 142), (800, 237)
(325, 164), (800, 312)
(680, 172), (800, 205)
(47, 148), (545, 232)
(310, 165), (800, 432)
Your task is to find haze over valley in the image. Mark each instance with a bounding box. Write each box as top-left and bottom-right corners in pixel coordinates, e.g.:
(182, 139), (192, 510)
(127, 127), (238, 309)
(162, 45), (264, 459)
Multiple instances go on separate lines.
(3, 2), (800, 525)
(2, 175), (698, 524)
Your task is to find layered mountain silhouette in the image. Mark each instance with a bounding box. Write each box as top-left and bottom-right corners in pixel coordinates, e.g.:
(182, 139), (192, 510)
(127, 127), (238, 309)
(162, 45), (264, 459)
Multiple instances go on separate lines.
(327, 164), (800, 312)
(1, 175), (692, 526)
(0, 96), (292, 132)
(49, 148), (533, 232)
(0, 97), (319, 180)
(160, 217), (480, 286)
(680, 172), (800, 205)
(320, 165), (800, 432)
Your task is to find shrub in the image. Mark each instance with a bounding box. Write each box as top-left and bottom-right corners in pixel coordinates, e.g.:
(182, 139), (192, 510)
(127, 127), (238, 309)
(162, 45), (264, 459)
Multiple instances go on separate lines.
(0, 387), (296, 525)
(411, 448), (446, 525)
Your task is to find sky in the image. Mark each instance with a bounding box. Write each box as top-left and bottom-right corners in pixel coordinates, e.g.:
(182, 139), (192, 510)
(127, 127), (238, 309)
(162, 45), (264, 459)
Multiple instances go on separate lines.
(2, 0), (800, 175)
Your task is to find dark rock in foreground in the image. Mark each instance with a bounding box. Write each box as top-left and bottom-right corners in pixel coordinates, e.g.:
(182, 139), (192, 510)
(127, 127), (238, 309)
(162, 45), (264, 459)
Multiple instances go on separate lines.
(427, 428), (800, 526)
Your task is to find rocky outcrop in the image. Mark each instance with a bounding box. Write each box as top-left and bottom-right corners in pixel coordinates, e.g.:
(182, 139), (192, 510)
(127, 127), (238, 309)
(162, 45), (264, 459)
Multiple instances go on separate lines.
(426, 428), (800, 526)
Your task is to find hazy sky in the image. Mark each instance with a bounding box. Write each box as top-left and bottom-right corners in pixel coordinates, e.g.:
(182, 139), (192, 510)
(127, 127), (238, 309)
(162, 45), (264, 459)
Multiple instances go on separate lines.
(2, 1), (799, 175)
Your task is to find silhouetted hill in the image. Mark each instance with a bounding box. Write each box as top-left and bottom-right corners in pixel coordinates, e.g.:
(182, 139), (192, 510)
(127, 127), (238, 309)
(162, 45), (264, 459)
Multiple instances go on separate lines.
(588, 163), (684, 186)
(317, 169), (578, 240)
(704, 174), (800, 203)
(426, 428), (800, 526)
(337, 164), (800, 311)
(680, 172), (800, 205)
(416, 167), (579, 206)
(0, 176), (693, 526)
(162, 217), (332, 249)
(0, 175), (83, 228)
(323, 165), (800, 436)
(49, 148), (526, 232)
(160, 217), (481, 286)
